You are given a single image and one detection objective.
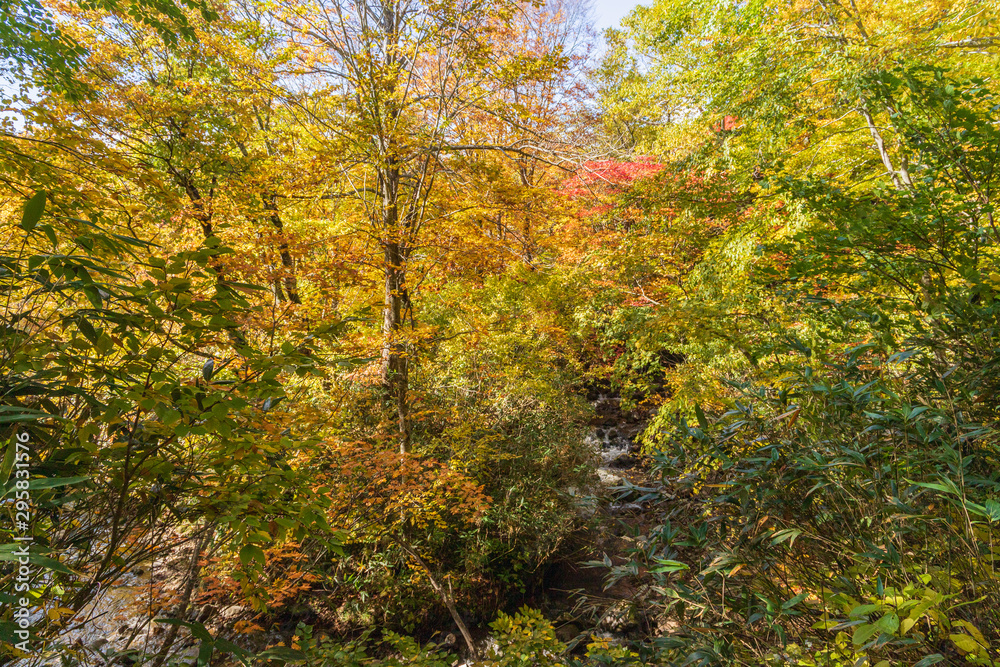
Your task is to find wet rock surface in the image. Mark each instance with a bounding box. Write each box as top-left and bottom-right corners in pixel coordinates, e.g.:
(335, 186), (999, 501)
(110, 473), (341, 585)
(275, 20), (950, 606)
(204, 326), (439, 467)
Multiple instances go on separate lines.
(511, 383), (666, 656)
(584, 386), (652, 473)
(23, 537), (227, 666)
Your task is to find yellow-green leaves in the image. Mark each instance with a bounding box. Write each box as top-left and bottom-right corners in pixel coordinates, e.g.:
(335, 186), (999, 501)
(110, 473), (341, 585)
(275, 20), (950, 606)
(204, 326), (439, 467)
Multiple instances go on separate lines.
(20, 192), (46, 232)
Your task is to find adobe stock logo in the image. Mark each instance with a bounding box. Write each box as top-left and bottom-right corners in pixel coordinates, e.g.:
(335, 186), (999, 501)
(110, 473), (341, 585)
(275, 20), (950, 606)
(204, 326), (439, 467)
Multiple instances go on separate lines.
(10, 431), (34, 655)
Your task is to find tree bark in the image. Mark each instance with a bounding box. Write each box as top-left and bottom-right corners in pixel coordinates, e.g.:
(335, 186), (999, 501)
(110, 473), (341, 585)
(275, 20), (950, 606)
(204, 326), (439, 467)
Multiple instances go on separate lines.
(263, 194), (302, 304)
(858, 102), (905, 190)
(381, 237), (411, 454)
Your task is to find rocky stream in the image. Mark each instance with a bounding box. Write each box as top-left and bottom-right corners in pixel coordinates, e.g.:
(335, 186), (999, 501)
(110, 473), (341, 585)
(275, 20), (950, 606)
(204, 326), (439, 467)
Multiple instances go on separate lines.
(22, 388), (657, 666)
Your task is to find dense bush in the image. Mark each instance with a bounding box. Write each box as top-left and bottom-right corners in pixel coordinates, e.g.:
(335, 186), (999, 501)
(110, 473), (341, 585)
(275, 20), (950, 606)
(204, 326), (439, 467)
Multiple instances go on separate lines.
(580, 69), (1000, 665)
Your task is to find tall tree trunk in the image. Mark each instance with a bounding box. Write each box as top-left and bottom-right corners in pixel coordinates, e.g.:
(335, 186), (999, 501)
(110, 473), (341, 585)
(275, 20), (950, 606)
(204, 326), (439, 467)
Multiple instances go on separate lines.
(263, 194), (302, 304)
(375, 1), (410, 454)
(232, 139), (302, 303)
(382, 236), (410, 454)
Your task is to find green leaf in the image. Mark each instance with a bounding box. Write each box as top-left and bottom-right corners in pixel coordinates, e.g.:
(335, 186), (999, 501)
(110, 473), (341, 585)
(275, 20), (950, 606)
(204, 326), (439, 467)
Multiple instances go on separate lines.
(650, 559), (689, 573)
(256, 646), (307, 662)
(28, 475), (89, 490)
(83, 285), (103, 309)
(0, 439), (15, 485)
(0, 550), (76, 575)
(874, 612), (899, 634)
(20, 192), (46, 232)
(0, 406), (49, 424)
(155, 618), (213, 643)
(849, 603), (883, 618)
(980, 499), (1000, 522)
(96, 333), (114, 355)
(782, 592), (808, 610)
(198, 641), (214, 667)
(77, 317), (100, 344)
(239, 544), (266, 569)
(694, 404), (708, 430)
(909, 477), (961, 496)
(950, 633), (985, 654)
(27, 554), (76, 575)
(214, 639), (253, 666)
(852, 622), (878, 646)
(912, 656), (945, 667)
(771, 528), (803, 547)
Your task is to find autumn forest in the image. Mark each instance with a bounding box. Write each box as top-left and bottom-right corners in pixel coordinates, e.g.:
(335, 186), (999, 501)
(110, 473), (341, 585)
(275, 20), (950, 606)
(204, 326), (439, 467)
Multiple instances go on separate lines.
(1, 0), (999, 665)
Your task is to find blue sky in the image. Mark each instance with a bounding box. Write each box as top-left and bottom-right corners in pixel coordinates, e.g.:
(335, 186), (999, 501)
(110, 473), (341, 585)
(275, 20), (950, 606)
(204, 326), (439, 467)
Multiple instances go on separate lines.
(591, 0), (642, 31)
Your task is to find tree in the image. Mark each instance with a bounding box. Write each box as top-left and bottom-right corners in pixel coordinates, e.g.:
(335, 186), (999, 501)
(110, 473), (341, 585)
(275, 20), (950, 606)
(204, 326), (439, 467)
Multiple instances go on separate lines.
(612, 0), (1000, 187)
(0, 5), (347, 657)
(272, 0), (578, 452)
(0, 0), (216, 93)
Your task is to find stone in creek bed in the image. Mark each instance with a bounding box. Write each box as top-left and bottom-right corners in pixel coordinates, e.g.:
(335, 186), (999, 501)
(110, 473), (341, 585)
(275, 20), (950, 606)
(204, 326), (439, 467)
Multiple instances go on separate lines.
(608, 502), (643, 514)
(556, 623), (581, 643)
(607, 454), (640, 469)
(597, 469), (624, 486)
(216, 604), (250, 626)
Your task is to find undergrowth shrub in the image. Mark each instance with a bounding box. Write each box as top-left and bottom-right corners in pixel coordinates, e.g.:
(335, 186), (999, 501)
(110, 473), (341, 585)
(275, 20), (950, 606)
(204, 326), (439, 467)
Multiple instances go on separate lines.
(284, 606), (647, 667)
(596, 344), (1000, 665)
